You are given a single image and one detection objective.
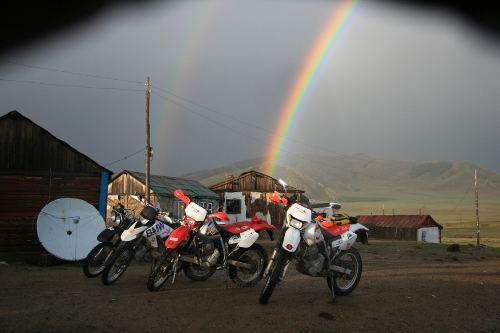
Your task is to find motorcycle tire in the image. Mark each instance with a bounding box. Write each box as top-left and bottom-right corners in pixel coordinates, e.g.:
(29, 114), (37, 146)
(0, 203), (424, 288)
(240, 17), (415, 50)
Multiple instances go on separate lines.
(229, 243), (268, 288)
(147, 250), (177, 291)
(182, 262), (217, 282)
(101, 243), (135, 285)
(327, 247), (362, 296)
(83, 242), (114, 278)
(259, 248), (290, 304)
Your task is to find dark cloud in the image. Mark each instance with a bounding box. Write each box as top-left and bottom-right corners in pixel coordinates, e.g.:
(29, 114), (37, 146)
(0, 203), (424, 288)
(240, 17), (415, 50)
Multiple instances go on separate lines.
(0, 0), (499, 176)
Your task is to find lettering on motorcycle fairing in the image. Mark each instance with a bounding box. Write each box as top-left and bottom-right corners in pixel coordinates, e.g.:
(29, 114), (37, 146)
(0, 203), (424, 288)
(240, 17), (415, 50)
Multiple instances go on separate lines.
(146, 222), (165, 238)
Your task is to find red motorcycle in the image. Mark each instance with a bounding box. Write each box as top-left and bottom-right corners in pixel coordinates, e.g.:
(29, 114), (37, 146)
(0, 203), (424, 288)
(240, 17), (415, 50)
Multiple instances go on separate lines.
(147, 189), (275, 291)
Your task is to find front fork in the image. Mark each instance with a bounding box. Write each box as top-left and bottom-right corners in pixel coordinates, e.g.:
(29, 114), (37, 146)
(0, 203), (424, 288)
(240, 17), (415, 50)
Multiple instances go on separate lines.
(263, 228), (288, 278)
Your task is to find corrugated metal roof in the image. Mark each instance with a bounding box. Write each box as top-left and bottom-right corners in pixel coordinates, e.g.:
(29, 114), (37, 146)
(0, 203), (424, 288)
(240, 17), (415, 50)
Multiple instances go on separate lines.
(126, 170), (219, 199)
(357, 215), (443, 229)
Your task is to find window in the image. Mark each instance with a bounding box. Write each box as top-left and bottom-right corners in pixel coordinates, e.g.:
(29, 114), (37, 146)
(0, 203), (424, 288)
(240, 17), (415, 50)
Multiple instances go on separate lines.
(200, 202), (213, 214)
(225, 199), (241, 214)
(175, 201), (186, 219)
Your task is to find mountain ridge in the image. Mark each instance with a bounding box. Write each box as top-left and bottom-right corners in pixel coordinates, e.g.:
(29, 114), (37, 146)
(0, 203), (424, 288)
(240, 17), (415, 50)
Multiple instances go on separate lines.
(182, 154), (500, 202)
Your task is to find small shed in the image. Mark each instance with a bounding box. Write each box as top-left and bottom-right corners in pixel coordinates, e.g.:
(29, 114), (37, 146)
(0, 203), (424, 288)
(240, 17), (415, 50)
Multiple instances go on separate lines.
(107, 170), (219, 220)
(357, 215), (443, 243)
(209, 170), (304, 227)
(0, 111), (111, 253)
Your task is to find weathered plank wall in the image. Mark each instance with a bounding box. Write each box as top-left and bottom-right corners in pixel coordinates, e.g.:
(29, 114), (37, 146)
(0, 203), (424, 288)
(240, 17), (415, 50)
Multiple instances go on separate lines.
(211, 171), (303, 193)
(0, 175), (100, 252)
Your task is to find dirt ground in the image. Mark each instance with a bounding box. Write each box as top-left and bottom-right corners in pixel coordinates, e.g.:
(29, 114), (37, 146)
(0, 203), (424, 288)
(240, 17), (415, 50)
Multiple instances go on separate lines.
(1, 241), (499, 333)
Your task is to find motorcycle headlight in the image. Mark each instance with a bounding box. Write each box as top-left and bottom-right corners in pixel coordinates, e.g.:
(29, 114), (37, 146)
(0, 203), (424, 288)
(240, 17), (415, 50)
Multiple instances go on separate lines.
(110, 211), (121, 226)
(289, 218), (304, 229)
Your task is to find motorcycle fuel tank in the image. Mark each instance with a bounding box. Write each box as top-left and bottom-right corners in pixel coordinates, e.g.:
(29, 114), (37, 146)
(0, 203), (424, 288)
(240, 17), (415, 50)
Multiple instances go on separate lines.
(121, 222), (148, 241)
(303, 222), (323, 246)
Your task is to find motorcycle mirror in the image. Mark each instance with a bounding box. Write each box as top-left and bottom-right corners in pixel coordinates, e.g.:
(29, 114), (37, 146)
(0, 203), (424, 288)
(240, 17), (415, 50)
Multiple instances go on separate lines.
(278, 179), (288, 191)
(174, 189), (191, 205)
(330, 202), (342, 210)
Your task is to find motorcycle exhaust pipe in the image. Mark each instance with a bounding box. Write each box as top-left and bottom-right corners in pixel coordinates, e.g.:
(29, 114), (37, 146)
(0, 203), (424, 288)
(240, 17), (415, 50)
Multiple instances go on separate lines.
(227, 259), (253, 270)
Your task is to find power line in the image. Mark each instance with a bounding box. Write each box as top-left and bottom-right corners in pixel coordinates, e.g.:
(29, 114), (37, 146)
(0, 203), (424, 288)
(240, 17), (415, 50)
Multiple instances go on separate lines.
(5, 59), (365, 161)
(0, 78), (144, 92)
(104, 147), (146, 167)
(4, 60), (143, 85)
(151, 90), (370, 179)
(151, 83), (362, 160)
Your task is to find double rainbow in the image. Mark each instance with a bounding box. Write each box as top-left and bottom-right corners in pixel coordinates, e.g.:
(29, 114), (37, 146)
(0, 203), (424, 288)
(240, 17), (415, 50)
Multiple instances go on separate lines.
(263, 0), (361, 176)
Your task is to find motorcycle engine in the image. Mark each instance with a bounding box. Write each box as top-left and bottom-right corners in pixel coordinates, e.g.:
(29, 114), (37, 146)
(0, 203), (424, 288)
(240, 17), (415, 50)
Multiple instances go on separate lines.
(296, 246), (325, 277)
(200, 242), (220, 266)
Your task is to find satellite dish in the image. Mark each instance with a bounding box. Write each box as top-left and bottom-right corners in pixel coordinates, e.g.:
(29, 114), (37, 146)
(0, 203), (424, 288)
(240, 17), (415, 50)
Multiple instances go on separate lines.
(37, 198), (105, 261)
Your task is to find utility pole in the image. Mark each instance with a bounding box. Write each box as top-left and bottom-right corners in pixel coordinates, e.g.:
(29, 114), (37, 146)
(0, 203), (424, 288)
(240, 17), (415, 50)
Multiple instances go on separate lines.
(145, 76), (151, 203)
(475, 168), (480, 246)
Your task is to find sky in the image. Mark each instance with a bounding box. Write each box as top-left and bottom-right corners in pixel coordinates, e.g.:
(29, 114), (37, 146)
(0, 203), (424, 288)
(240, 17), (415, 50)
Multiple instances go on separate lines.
(1, 0), (499, 176)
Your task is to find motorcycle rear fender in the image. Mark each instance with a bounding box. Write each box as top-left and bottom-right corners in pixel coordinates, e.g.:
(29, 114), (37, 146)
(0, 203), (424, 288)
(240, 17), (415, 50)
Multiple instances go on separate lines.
(237, 228), (259, 248)
(97, 227), (121, 242)
(282, 227), (301, 252)
(165, 225), (191, 249)
(350, 223), (369, 244)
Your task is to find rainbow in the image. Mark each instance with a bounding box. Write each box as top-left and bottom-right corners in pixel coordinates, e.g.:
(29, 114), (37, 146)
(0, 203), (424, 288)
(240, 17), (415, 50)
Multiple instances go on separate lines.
(263, 0), (361, 176)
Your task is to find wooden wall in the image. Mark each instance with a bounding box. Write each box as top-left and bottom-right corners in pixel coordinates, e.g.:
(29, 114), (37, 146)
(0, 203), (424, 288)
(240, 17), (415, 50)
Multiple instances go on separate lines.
(366, 226), (418, 241)
(0, 175), (100, 253)
(211, 171), (302, 193)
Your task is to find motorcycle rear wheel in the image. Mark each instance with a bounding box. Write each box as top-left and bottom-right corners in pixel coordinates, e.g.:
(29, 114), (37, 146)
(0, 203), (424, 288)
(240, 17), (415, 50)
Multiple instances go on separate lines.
(229, 243), (267, 288)
(83, 242), (114, 278)
(259, 248), (290, 304)
(101, 243), (135, 285)
(147, 250), (177, 291)
(327, 247), (362, 296)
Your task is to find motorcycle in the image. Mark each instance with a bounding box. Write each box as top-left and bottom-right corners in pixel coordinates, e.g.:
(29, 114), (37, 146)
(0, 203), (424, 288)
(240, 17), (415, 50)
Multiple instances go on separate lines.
(259, 179), (368, 304)
(83, 202), (135, 278)
(147, 189), (275, 291)
(101, 199), (177, 285)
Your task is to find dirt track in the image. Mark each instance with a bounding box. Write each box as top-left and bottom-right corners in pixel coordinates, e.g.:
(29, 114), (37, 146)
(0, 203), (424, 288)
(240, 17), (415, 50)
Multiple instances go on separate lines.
(1, 241), (499, 333)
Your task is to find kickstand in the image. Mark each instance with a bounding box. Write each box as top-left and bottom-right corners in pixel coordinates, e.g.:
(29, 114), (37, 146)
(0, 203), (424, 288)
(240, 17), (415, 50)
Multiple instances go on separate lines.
(329, 274), (336, 303)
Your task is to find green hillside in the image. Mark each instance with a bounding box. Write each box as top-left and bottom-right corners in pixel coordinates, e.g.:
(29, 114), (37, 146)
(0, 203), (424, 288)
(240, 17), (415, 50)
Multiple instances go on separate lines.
(183, 154), (500, 246)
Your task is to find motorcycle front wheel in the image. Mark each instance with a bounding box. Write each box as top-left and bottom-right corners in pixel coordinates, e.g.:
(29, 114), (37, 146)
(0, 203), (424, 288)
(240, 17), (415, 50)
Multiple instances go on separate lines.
(83, 242), (114, 278)
(327, 247), (362, 296)
(147, 250), (177, 291)
(229, 243), (267, 288)
(259, 248), (290, 304)
(101, 243), (135, 285)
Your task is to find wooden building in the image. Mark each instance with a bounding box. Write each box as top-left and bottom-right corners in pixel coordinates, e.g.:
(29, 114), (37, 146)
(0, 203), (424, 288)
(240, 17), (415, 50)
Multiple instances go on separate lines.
(107, 170), (219, 220)
(0, 111), (111, 253)
(357, 215), (443, 243)
(210, 170), (304, 227)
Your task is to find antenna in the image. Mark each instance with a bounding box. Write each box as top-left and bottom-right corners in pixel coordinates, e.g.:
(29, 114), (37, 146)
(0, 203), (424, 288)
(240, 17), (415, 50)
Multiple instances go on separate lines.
(475, 168), (480, 246)
(145, 76), (152, 203)
(37, 198), (105, 261)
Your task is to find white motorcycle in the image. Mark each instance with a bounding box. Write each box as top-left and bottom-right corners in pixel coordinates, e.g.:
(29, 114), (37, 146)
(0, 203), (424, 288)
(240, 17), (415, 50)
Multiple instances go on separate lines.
(101, 200), (177, 285)
(259, 179), (368, 304)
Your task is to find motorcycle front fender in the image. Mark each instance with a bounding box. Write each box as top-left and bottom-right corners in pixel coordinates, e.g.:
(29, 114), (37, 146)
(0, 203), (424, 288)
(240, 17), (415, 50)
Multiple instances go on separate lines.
(282, 227), (301, 252)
